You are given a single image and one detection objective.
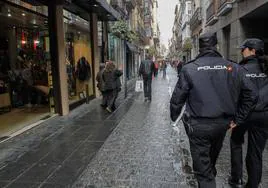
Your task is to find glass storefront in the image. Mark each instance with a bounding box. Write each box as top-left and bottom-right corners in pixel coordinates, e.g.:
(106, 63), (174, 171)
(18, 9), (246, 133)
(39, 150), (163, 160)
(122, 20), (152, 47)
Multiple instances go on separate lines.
(64, 11), (94, 105)
(0, 1), (95, 138)
(0, 1), (51, 137)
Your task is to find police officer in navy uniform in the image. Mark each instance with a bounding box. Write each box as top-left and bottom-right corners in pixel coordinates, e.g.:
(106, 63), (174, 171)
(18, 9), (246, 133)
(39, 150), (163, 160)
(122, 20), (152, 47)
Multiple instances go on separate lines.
(170, 32), (258, 188)
(229, 38), (268, 188)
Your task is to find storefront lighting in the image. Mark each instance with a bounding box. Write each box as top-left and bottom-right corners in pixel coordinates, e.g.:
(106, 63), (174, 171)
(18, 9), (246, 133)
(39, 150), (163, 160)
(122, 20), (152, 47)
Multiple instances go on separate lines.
(22, 13), (26, 16)
(93, 4), (98, 7)
(34, 40), (40, 44)
(7, 13), (12, 17)
(21, 40), (27, 44)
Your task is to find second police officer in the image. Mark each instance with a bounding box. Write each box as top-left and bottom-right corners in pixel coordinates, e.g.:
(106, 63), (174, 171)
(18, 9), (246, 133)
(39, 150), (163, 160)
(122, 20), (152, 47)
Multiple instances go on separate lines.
(229, 38), (268, 188)
(170, 32), (258, 188)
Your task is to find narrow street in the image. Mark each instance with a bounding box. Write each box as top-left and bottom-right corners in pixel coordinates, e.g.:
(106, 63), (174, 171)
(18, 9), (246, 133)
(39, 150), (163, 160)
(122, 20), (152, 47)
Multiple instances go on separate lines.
(0, 67), (268, 188)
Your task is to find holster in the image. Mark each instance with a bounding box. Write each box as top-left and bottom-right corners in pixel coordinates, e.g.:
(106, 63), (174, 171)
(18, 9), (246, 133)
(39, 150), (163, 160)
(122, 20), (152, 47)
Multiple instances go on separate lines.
(182, 112), (193, 136)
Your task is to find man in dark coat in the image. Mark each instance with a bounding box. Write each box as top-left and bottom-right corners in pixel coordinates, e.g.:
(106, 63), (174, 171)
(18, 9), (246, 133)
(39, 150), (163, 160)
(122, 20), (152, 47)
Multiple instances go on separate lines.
(139, 54), (155, 101)
(170, 32), (258, 188)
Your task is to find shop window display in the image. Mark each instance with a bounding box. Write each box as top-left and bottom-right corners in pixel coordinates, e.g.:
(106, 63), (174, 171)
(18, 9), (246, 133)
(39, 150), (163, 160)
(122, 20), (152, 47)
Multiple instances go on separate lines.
(7, 28), (50, 109)
(0, 1), (52, 136)
(64, 12), (94, 104)
(0, 1), (50, 110)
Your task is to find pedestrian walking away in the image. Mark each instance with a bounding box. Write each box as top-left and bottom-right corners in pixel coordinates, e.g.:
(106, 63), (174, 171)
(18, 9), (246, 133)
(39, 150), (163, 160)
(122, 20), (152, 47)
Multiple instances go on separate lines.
(162, 61), (167, 78)
(229, 38), (268, 188)
(154, 61), (159, 77)
(102, 61), (122, 113)
(170, 32), (258, 188)
(177, 61), (183, 77)
(96, 63), (106, 107)
(139, 54), (155, 102)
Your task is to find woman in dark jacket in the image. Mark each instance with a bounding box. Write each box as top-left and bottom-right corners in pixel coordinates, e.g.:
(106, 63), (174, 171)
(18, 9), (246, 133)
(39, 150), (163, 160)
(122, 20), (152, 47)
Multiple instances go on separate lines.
(229, 38), (268, 188)
(102, 61), (122, 113)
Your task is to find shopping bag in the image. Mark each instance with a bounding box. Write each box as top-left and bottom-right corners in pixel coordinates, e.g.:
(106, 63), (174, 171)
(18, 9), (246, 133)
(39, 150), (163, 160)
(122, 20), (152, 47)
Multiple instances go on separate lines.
(135, 80), (144, 92)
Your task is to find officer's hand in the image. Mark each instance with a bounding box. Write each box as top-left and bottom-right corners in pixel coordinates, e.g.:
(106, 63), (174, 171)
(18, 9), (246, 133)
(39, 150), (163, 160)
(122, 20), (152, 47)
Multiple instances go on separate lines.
(229, 121), (237, 130)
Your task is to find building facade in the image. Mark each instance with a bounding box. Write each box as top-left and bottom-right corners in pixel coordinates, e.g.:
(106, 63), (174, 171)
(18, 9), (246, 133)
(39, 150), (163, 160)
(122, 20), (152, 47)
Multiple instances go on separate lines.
(205, 0), (268, 62)
(168, 0), (192, 61)
(168, 4), (182, 61)
(169, 0), (268, 62)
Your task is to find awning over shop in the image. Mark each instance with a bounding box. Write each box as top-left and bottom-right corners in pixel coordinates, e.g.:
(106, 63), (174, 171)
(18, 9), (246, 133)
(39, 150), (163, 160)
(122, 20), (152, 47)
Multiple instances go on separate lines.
(95, 0), (121, 20)
(23, 0), (122, 21)
(126, 42), (139, 53)
(67, 0), (121, 21)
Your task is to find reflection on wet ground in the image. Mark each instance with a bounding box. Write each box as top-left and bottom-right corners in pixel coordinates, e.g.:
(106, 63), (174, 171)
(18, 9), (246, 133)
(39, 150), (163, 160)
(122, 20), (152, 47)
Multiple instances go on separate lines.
(72, 68), (199, 188)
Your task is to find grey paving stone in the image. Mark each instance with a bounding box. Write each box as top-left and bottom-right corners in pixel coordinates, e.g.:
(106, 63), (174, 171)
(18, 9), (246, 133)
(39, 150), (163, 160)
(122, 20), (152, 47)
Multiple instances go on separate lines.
(72, 67), (195, 187)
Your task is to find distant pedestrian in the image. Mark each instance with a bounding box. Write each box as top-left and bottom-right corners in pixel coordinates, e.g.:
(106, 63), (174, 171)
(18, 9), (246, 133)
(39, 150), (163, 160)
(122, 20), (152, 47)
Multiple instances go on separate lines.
(96, 63), (106, 107)
(162, 61), (167, 78)
(176, 61), (183, 77)
(102, 61), (122, 113)
(181, 56), (186, 66)
(170, 32), (258, 188)
(139, 54), (155, 102)
(229, 38), (268, 188)
(154, 61), (159, 77)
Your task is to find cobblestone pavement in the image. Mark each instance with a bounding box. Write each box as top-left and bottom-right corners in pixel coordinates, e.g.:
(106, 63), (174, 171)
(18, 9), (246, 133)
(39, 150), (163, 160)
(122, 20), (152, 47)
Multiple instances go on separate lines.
(72, 66), (268, 188)
(72, 68), (197, 188)
(0, 81), (136, 188)
(0, 67), (268, 188)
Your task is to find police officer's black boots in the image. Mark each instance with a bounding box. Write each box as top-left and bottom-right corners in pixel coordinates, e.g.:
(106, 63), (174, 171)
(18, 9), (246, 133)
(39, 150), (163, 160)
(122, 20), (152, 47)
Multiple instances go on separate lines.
(228, 177), (245, 188)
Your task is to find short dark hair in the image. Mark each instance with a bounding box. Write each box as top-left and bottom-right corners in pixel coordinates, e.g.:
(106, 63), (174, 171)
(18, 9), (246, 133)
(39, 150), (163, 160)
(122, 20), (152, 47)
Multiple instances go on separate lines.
(199, 32), (217, 49)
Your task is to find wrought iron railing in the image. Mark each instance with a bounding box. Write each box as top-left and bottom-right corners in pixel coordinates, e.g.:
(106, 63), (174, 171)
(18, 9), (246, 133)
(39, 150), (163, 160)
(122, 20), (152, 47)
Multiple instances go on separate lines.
(206, 1), (215, 22)
(218, 0), (232, 10)
(190, 7), (201, 29)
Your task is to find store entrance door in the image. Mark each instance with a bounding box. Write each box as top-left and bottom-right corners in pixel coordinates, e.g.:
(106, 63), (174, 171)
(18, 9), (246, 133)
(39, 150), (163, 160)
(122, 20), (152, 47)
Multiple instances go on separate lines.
(0, 1), (53, 140)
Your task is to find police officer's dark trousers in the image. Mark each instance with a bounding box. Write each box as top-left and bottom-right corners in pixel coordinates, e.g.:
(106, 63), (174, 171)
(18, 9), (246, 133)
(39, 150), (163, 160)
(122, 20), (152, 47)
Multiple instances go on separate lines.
(186, 118), (229, 188)
(245, 112), (268, 188)
(230, 124), (249, 182)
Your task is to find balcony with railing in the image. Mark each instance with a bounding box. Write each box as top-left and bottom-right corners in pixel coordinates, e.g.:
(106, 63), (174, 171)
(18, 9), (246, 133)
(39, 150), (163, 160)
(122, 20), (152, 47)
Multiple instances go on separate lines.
(217, 0), (233, 16)
(181, 14), (191, 30)
(110, 0), (128, 17)
(124, 0), (136, 10)
(190, 7), (202, 31)
(136, 0), (143, 6)
(136, 26), (146, 39)
(206, 1), (218, 26)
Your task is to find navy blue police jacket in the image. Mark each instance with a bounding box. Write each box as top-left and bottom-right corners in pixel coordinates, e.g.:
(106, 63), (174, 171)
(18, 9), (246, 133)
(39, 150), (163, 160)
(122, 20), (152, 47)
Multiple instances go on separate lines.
(240, 56), (268, 112)
(170, 50), (258, 126)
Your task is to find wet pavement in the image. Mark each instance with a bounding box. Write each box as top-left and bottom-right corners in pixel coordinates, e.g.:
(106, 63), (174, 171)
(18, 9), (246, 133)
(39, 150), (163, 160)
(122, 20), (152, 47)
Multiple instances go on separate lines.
(0, 67), (268, 188)
(72, 68), (196, 188)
